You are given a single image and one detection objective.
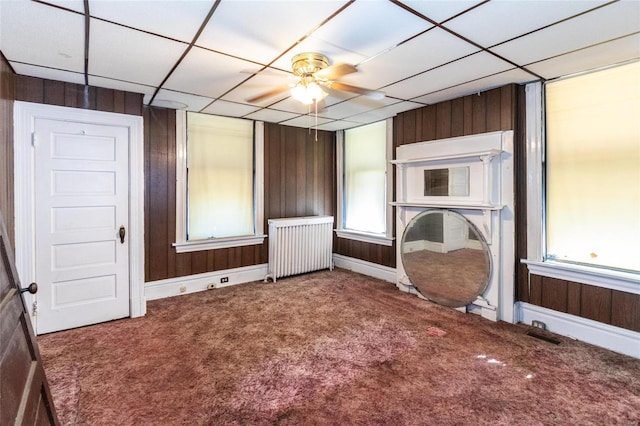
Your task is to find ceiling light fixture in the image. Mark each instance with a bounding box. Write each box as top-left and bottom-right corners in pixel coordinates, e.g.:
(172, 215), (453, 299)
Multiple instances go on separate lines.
(290, 77), (328, 105)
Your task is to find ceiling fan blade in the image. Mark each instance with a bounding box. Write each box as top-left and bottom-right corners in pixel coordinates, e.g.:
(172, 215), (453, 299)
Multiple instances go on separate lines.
(315, 63), (357, 80)
(246, 85), (291, 103)
(328, 81), (385, 100)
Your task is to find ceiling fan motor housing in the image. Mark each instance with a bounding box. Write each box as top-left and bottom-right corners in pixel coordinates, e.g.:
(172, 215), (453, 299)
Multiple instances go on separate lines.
(291, 52), (329, 77)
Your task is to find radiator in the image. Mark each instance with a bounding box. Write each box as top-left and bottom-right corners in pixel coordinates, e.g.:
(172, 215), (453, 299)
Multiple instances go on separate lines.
(265, 216), (334, 282)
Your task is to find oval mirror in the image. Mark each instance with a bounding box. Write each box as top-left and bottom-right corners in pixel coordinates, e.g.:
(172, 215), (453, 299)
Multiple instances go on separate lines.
(401, 209), (491, 308)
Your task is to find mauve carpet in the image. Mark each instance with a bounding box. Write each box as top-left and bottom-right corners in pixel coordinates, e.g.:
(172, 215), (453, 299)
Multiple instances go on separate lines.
(38, 269), (640, 425)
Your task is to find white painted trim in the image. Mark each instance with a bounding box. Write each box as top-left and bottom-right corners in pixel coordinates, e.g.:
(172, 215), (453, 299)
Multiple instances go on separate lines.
(523, 260), (640, 295)
(334, 229), (394, 246)
(517, 302), (640, 359)
(333, 254), (396, 283)
(336, 129), (345, 230)
(385, 118), (394, 238)
(145, 263), (268, 301)
(175, 110), (187, 244)
(13, 101), (146, 320)
(525, 82), (544, 262)
(173, 234), (267, 253)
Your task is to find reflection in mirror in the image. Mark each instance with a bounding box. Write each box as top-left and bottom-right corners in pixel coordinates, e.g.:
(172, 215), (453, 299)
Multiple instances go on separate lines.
(401, 209), (491, 307)
(424, 167), (469, 196)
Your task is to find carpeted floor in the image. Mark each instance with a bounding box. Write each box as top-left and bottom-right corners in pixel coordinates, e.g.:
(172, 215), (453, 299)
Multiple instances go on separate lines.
(38, 269), (640, 425)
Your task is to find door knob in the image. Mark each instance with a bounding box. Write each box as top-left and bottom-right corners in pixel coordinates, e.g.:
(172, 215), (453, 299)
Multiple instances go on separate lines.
(119, 226), (126, 244)
(20, 282), (38, 294)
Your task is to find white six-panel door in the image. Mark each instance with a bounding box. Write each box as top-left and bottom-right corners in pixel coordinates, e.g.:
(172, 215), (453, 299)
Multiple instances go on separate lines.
(34, 118), (130, 334)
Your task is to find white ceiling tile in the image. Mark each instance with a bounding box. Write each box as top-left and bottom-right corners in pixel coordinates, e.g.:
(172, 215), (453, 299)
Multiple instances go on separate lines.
(88, 75), (156, 104)
(318, 95), (397, 120)
(201, 100), (261, 117)
(89, 1), (213, 43)
(346, 101), (423, 123)
(11, 63), (85, 85)
(384, 52), (514, 99)
(412, 68), (536, 105)
(244, 109), (300, 123)
(197, 1), (349, 65)
(345, 28), (480, 91)
(151, 89), (214, 112)
(90, 19), (187, 86)
(38, 0), (84, 14)
(445, 0), (608, 47)
(279, 115), (333, 128)
(309, 0), (433, 58)
(163, 47), (255, 99)
(269, 97), (325, 115)
(315, 120), (361, 131)
(0, 1), (84, 72)
(403, 1), (484, 23)
(221, 68), (294, 105)
(492, 1), (640, 65)
(527, 33), (640, 80)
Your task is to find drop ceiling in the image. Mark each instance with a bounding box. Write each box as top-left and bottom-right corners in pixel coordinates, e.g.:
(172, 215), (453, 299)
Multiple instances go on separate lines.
(1, 0), (639, 130)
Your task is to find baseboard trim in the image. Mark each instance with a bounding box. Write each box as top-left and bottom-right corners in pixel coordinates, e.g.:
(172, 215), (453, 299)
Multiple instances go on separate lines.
(517, 302), (640, 359)
(333, 254), (396, 283)
(145, 264), (269, 301)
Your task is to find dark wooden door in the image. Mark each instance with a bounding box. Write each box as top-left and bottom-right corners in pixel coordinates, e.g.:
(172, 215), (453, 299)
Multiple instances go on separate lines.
(0, 211), (58, 425)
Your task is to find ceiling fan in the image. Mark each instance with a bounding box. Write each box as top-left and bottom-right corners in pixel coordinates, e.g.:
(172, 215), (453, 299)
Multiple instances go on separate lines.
(247, 52), (385, 105)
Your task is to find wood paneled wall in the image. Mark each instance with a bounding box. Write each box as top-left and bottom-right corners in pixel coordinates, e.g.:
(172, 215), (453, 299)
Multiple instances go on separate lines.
(0, 54), (16, 247)
(7, 72), (638, 332)
(15, 75), (143, 116)
(144, 112), (336, 282)
(526, 275), (640, 332)
(334, 85), (521, 269)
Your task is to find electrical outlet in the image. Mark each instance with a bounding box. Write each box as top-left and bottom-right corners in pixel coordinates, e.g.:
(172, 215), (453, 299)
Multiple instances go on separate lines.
(220, 277), (229, 283)
(207, 283), (216, 290)
(532, 320), (546, 330)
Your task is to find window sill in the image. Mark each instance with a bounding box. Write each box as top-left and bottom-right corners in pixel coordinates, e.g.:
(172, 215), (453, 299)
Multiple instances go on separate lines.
(173, 234), (266, 253)
(522, 259), (640, 295)
(335, 229), (394, 246)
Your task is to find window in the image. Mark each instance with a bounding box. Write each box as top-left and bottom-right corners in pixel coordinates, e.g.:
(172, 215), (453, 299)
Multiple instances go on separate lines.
(524, 61), (640, 288)
(173, 112), (265, 253)
(336, 119), (393, 246)
(545, 62), (639, 273)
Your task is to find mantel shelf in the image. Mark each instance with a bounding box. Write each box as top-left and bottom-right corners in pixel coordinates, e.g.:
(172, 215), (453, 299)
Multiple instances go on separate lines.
(390, 149), (502, 165)
(390, 201), (504, 211)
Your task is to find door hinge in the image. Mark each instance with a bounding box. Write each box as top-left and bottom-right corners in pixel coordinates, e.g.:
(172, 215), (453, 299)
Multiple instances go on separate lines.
(31, 132), (38, 147)
(32, 300), (38, 315)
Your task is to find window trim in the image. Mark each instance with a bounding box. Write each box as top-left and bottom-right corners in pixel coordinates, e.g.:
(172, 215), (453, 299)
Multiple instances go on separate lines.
(523, 77), (640, 292)
(173, 111), (265, 253)
(336, 118), (394, 247)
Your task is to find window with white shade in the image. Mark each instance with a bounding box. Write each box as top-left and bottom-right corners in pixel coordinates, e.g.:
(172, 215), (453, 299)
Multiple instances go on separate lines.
(545, 61), (639, 273)
(336, 119), (393, 246)
(173, 112), (265, 253)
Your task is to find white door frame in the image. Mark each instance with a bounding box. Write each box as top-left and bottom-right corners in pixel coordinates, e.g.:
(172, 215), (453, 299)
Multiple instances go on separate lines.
(13, 101), (146, 322)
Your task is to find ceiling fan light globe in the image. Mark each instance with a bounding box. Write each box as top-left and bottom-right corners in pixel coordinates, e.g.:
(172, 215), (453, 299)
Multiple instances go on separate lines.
(291, 82), (327, 105)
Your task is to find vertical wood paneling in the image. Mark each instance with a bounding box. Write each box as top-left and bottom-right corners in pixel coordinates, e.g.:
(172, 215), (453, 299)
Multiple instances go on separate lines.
(611, 291), (640, 332)
(435, 101), (451, 139)
(450, 98), (465, 137)
(15, 75), (143, 116)
(529, 273), (639, 332)
(566, 281), (582, 316)
(145, 107), (171, 281)
(529, 274), (542, 305)
(0, 54), (16, 247)
(580, 285), (612, 324)
(540, 277), (568, 313)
